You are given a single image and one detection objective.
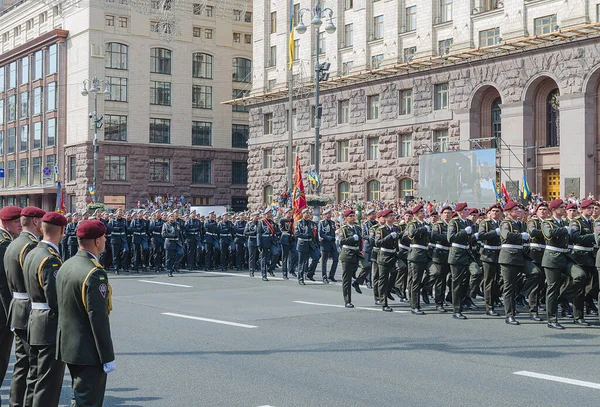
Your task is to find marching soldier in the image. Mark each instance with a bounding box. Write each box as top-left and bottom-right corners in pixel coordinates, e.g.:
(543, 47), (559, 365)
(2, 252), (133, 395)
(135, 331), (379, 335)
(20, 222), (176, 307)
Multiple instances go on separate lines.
(257, 208), (276, 281)
(149, 211), (165, 273)
(0, 206), (22, 402)
(318, 209), (338, 284)
(244, 212), (260, 277)
(4, 206), (45, 407)
(217, 214), (235, 271)
(395, 211), (413, 302)
(23, 212), (68, 407)
(355, 209), (377, 289)
(108, 209), (128, 275)
(407, 204), (431, 315)
(374, 210), (398, 312)
(204, 212), (219, 271)
(233, 214), (248, 271)
(305, 212), (321, 281)
(370, 214), (385, 304)
(447, 203), (473, 319)
(184, 212), (201, 270)
(99, 212), (112, 271)
(65, 213), (80, 260)
(465, 208), (483, 310)
(162, 213), (183, 277)
(56, 220), (115, 407)
(526, 202), (550, 321)
(129, 212), (146, 273)
(279, 209), (297, 278)
(478, 204), (503, 316)
(430, 205), (452, 313)
(339, 210), (362, 308)
(295, 209), (315, 284)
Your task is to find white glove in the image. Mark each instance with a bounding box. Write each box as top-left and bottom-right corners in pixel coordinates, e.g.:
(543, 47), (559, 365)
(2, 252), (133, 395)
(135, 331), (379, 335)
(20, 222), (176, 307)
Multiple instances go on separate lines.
(564, 226), (571, 234)
(495, 228), (500, 236)
(474, 233), (479, 240)
(103, 360), (116, 374)
(521, 232), (530, 240)
(353, 234), (359, 241)
(464, 226), (472, 234)
(391, 232), (397, 239)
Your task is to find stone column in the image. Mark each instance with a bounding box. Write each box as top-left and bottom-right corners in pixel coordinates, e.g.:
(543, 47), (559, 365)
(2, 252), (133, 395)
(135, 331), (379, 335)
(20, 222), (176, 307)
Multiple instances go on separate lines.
(497, 101), (530, 194)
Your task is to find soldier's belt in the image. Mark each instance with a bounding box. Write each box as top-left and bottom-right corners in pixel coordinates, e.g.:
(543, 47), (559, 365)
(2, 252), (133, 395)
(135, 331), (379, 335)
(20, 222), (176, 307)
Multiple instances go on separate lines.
(380, 248), (396, 253)
(236, 234), (244, 237)
(451, 243), (467, 249)
(435, 244), (450, 250)
(187, 232), (199, 235)
(261, 234), (273, 236)
(342, 245), (359, 250)
(568, 245), (574, 249)
(545, 245), (568, 253)
(31, 302), (50, 310)
(12, 292), (29, 300)
(205, 232), (217, 236)
(112, 232), (124, 235)
(529, 243), (546, 249)
(248, 236), (257, 239)
(523, 243), (530, 247)
(152, 232), (161, 235)
(133, 232), (144, 235)
(428, 243), (435, 247)
(483, 245), (500, 250)
(573, 245), (593, 252)
(501, 244), (523, 249)
(298, 238), (311, 242)
(166, 238), (178, 241)
(410, 244), (428, 250)
(399, 244), (410, 250)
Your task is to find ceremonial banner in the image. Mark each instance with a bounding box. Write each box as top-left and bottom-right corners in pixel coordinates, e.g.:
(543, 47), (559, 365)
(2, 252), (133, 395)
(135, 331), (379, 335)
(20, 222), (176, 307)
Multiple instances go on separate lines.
(292, 156), (306, 221)
(501, 183), (512, 202)
(288, 0), (295, 69)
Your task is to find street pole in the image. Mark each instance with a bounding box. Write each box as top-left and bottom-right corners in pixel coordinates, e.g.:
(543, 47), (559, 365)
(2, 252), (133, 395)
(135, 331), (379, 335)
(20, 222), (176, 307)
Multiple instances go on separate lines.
(93, 93), (98, 204)
(313, 25), (321, 220)
(287, 61), (294, 194)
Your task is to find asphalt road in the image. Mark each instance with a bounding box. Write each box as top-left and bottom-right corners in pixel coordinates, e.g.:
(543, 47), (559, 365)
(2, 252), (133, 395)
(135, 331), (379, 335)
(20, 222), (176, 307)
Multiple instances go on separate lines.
(2, 267), (600, 406)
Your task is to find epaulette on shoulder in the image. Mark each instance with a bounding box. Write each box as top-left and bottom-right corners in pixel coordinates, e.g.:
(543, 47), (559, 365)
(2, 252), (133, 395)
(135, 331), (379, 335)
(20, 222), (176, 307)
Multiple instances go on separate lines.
(91, 258), (104, 270)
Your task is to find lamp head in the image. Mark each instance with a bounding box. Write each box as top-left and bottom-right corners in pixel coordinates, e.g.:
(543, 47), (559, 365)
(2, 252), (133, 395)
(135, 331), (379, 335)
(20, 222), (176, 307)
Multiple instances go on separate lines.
(311, 15), (322, 27)
(295, 21), (307, 34)
(81, 81), (88, 96)
(103, 82), (111, 95)
(325, 21), (336, 34)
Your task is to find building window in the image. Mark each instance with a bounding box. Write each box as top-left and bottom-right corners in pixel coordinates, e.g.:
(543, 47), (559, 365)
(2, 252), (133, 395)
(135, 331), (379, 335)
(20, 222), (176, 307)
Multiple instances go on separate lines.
(150, 81), (171, 105)
(406, 6), (416, 31)
(69, 156), (76, 181)
(232, 57), (252, 82)
(435, 129), (449, 152)
(286, 109), (298, 132)
(149, 158), (170, 182)
(264, 185), (274, 206)
(293, 40), (300, 60)
(269, 46), (277, 66)
(479, 27), (500, 47)
(309, 144), (321, 165)
(372, 15), (384, 40)
(8, 96), (17, 122)
(317, 32), (326, 54)
(400, 89), (413, 115)
(107, 77), (128, 102)
(47, 82), (56, 111)
(32, 157), (42, 185)
(33, 122), (42, 149)
(192, 121), (212, 146)
(342, 61), (353, 75)
(338, 100), (350, 124)
(440, 0), (453, 23)
(232, 161), (248, 184)
(337, 140), (349, 162)
(0, 131), (3, 155)
(19, 158), (28, 186)
(7, 161), (16, 187)
(193, 3), (203, 15)
(106, 14), (115, 26)
(263, 149), (273, 169)
(192, 160), (211, 184)
(105, 155), (127, 181)
(293, 3), (300, 28)
(367, 95), (380, 120)
(233, 32), (241, 43)
(597, 4), (600, 22)
(367, 137), (379, 160)
(264, 113), (274, 134)
(367, 180), (380, 201)
(9, 62), (17, 89)
(244, 11), (252, 23)
(0, 67), (4, 92)
(104, 115), (127, 141)
(34, 50), (44, 80)
(8, 128), (16, 154)
(338, 181), (350, 201)
(205, 5), (213, 17)
(20, 125), (28, 152)
(399, 178), (413, 197)
(149, 118), (170, 144)
(33, 87), (42, 116)
(492, 97), (501, 142)
(0, 100), (3, 125)
(48, 43), (58, 75)
(119, 17), (128, 28)
(21, 56), (29, 85)
(482, 0), (501, 12)
(232, 89), (250, 112)
(404, 46), (416, 62)
(192, 85), (212, 109)
(244, 34), (252, 44)
(150, 20), (159, 32)
(435, 83), (449, 110)
(343, 24), (353, 47)
(192, 53), (213, 79)
(45, 154), (56, 176)
(150, 48), (172, 74)
(534, 15), (557, 35)
(547, 89), (560, 147)
(193, 26), (201, 37)
(232, 124), (249, 148)
(344, 0), (353, 10)
(398, 134), (412, 158)
(438, 38), (453, 55)
(371, 54), (384, 69)
(205, 28), (213, 39)
(270, 11), (277, 33)
(47, 117), (56, 146)
(105, 42), (128, 69)
(20, 92), (29, 119)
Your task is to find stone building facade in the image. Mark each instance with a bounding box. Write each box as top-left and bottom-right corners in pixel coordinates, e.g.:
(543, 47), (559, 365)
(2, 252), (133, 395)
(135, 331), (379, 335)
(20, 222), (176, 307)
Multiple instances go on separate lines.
(245, 0), (600, 207)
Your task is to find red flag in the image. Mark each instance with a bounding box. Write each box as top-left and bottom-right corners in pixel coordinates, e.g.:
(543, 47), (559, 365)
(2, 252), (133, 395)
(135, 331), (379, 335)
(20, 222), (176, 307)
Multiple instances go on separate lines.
(501, 183), (511, 202)
(292, 156), (307, 222)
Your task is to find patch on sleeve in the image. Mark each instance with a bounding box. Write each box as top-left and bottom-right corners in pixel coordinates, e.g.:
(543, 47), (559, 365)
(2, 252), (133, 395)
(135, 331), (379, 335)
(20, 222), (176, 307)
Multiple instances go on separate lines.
(449, 225), (455, 233)
(596, 224), (600, 233)
(99, 283), (108, 298)
(571, 225), (578, 231)
(99, 276), (106, 281)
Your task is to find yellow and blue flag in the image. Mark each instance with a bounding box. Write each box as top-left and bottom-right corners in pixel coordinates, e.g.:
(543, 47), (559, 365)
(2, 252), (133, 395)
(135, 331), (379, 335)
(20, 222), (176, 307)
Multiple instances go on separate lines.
(523, 174), (531, 199)
(288, 0), (294, 70)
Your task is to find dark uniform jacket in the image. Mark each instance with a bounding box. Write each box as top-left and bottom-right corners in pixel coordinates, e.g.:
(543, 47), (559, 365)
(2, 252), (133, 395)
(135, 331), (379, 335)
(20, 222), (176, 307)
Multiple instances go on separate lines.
(318, 219), (336, 252)
(294, 219), (314, 253)
(64, 222), (78, 245)
(129, 218), (146, 244)
(279, 218), (294, 246)
(204, 219), (218, 245)
(569, 215), (595, 267)
(374, 224), (398, 266)
(447, 217), (472, 265)
(257, 218), (276, 248)
(244, 221), (259, 247)
(398, 223), (410, 261)
(56, 251), (114, 365)
(0, 228), (14, 327)
(233, 220), (247, 245)
(361, 220), (378, 254)
(150, 218), (165, 247)
(499, 218), (527, 266)
(369, 222), (382, 262)
(184, 219), (201, 243)
(526, 217), (545, 265)
(407, 220), (430, 263)
(339, 223), (362, 264)
(23, 241), (62, 345)
(478, 218), (501, 263)
(108, 217), (128, 246)
(4, 231), (39, 330)
(162, 221), (182, 249)
(430, 220), (450, 264)
(541, 217), (571, 269)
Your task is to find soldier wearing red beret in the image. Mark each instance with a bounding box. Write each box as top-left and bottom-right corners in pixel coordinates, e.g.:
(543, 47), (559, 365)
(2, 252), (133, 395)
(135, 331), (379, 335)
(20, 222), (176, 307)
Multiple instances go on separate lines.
(339, 210), (362, 308)
(406, 204), (430, 315)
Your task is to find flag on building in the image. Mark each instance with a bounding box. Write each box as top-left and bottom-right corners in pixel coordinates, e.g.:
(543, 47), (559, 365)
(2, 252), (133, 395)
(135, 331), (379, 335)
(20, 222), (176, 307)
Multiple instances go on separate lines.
(501, 183), (512, 202)
(56, 181), (66, 214)
(492, 179), (501, 202)
(523, 174), (531, 199)
(292, 156), (306, 221)
(288, 0), (295, 70)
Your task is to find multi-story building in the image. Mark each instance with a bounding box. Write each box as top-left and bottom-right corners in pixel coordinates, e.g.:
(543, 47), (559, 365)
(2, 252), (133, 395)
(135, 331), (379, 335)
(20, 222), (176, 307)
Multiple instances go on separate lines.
(245, 0), (600, 207)
(0, 0), (251, 212)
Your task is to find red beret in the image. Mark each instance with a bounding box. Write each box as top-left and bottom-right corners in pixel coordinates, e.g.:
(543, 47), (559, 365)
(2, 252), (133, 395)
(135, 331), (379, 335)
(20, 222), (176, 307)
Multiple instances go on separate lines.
(468, 208), (480, 216)
(21, 206), (46, 218)
(549, 199), (564, 210)
(76, 220), (107, 239)
(566, 203), (578, 210)
(378, 209), (393, 218)
(430, 211), (438, 216)
(412, 204), (424, 214)
(580, 199), (595, 209)
(42, 212), (67, 227)
(535, 202), (549, 212)
(455, 202), (468, 212)
(404, 209), (413, 215)
(504, 202), (519, 211)
(486, 204), (503, 213)
(440, 205), (453, 213)
(0, 206), (22, 221)
(342, 210), (355, 217)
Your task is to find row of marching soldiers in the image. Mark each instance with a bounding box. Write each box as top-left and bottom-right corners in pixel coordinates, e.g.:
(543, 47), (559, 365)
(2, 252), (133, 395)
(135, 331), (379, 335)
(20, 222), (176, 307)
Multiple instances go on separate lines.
(338, 199), (599, 330)
(0, 205), (115, 407)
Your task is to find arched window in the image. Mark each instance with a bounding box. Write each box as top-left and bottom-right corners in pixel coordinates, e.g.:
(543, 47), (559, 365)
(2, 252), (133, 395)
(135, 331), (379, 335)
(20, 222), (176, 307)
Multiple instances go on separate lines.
(399, 178), (413, 198)
(338, 182), (350, 202)
(264, 185), (274, 206)
(151, 48), (172, 74)
(547, 89), (560, 147)
(232, 57), (252, 83)
(367, 180), (380, 201)
(105, 43), (128, 70)
(192, 53), (213, 79)
(491, 97), (501, 146)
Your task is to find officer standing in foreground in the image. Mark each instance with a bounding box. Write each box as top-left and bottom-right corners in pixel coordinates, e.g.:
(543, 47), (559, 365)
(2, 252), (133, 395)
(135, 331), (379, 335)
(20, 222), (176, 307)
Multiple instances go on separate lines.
(184, 212), (201, 271)
(295, 208), (313, 285)
(150, 211), (165, 272)
(56, 220), (115, 407)
(23, 212), (67, 407)
(4, 206), (45, 407)
(339, 210), (362, 308)
(0, 206), (22, 404)
(318, 209), (338, 284)
(358, 209), (378, 289)
(217, 214), (234, 271)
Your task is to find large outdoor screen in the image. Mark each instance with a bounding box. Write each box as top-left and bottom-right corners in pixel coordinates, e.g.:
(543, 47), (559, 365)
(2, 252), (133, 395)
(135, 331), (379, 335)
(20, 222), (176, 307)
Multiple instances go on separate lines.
(418, 149), (497, 207)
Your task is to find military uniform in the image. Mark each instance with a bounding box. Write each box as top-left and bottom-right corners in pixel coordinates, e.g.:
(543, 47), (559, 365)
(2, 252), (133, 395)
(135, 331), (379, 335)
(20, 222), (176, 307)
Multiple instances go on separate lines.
(233, 219), (247, 270)
(478, 217), (502, 313)
(0, 227), (15, 396)
(318, 216), (338, 282)
(217, 219), (234, 271)
(107, 216), (128, 274)
(64, 220), (78, 259)
(294, 217), (319, 283)
(569, 214), (595, 320)
(279, 217), (297, 278)
(256, 215), (277, 280)
(56, 250), (114, 407)
(447, 216), (473, 317)
(374, 219), (398, 311)
(184, 217), (201, 270)
(203, 217), (219, 270)
(339, 222), (362, 306)
(150, 216), (165, 272)
(244, 219), (259, 276)
(162, 219), (183, 277)
(407, 219), (431, 313)
(430, 219), (451, 310)
(129, 216), (148, 272)
(354, 218), (378, 288)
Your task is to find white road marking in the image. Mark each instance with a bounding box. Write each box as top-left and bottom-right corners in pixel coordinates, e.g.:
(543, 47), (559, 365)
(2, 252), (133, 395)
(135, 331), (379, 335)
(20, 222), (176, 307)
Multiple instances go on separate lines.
(162, 312), (258, 329)
(191, 270), (343, 285)
(294, 300), (409, 313)
(514, 371), (600, 390)
(138, 279), (193, 288)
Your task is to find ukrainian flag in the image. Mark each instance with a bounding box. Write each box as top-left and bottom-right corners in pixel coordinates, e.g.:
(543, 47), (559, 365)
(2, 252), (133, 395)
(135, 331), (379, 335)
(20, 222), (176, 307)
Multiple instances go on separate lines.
(523, 174), (531, 199)
(288, 0), (294, 70)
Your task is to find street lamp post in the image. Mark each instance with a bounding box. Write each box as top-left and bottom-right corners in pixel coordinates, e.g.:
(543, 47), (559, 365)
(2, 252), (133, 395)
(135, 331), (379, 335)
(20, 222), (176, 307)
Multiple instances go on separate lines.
(81, 74), (110, 204)
(296, 0), (335, 220)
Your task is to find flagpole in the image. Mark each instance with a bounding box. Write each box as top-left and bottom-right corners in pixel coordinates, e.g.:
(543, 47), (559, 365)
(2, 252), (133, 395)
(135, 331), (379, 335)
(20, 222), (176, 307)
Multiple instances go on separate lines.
(287, 1), (294, 196)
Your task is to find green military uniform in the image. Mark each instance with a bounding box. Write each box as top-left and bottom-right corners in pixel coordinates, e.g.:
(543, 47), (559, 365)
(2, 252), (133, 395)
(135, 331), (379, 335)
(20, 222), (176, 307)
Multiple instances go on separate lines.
(478, 218), (501, 313)
(407, 220), (430, 312)
(594, 218), (600, 312)
(23, 241), (65, 407)
(339, 224), (362, 306)
(374, 223), (399, 311)
(4, 231), (39, 407)
(369, 222), (382, 303)
(56, 251), (115, 407)
(447, 217), (473, 317)
(569, 215), (595, 320)
(395, 224), (410, 300)
(430, 220), (450, 310)
(0, 228), (15, 393)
